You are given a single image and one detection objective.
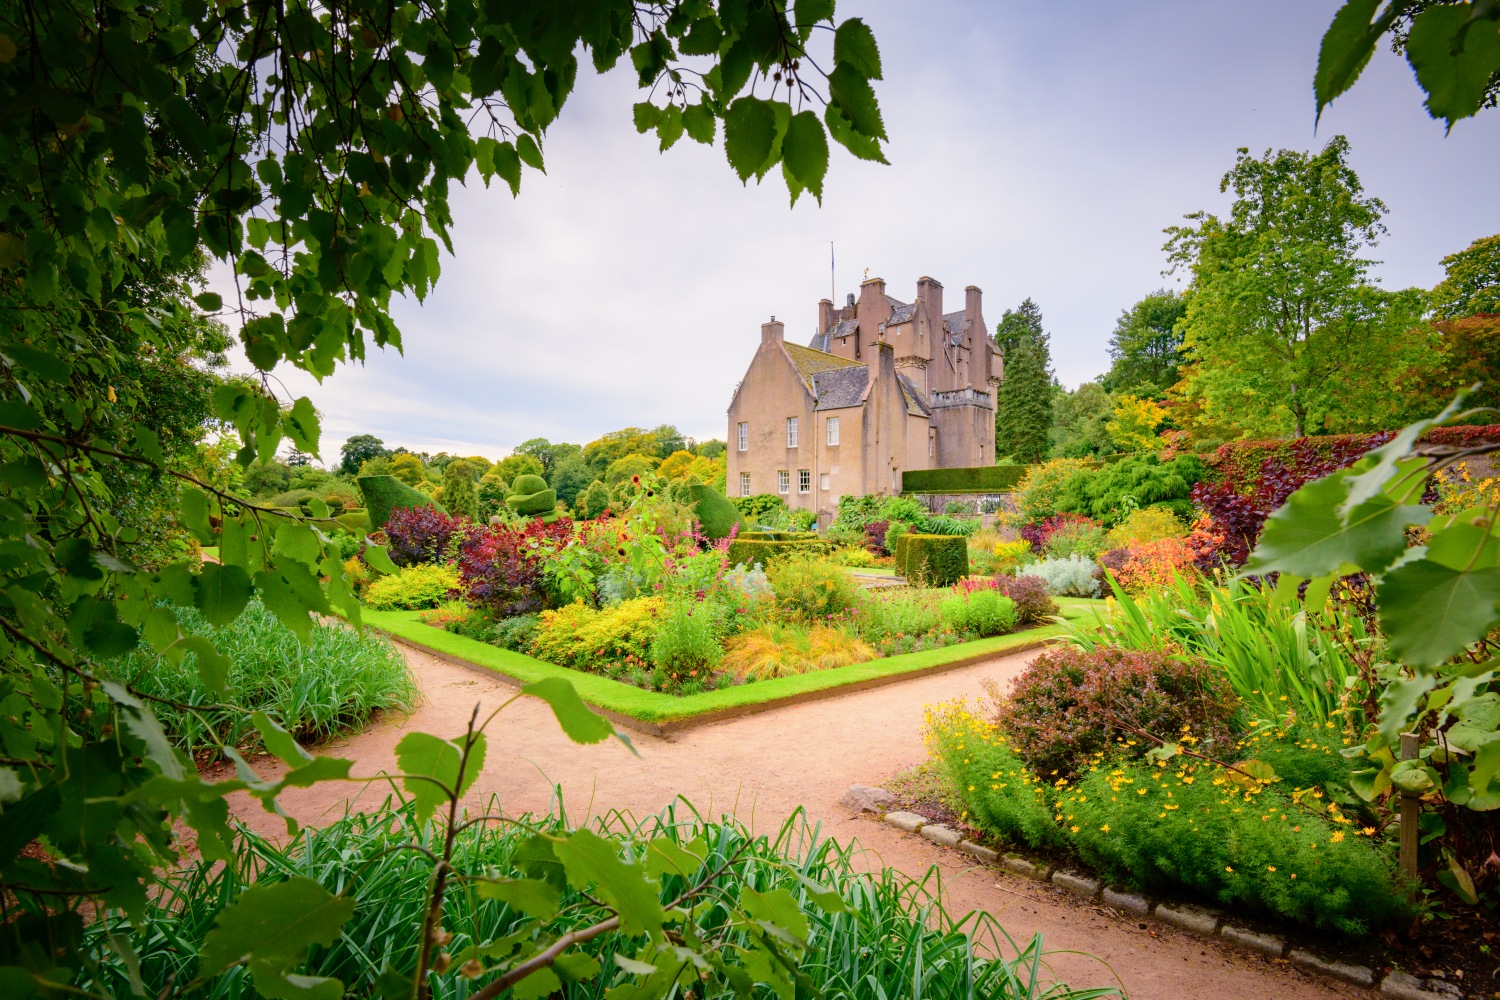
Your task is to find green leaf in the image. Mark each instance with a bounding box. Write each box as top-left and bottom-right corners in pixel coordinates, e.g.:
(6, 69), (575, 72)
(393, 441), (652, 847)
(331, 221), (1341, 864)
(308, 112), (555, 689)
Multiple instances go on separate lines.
(84, 619), (138, 658)
(1245, 473), (1429, 578)
(521, 677), (614, 745)
(198, 877), (353, 999)
(474, 876), (560, 918)
(253, 711), (313, 765)
(2, 343), (72, 383)
(656, 104), (685, 151)
(781, 111), (828, 205)
(1379, 561), (1500, 668)
(283, 398), (320, 456)
(512, 968), (561, 1000)
(394, 732), (487, 824)
(1313, 0), (1385, 120)
(254, 564), (328, 643)
(1349, 765), (1392, 802)
(741, 886), (810, 946)
(682, 101), (716, 144)
(194, 291), (223, 311)
(644, 836), (707, 880)
(826, 64), (886, 141)
(516, 133), (545, 171)
(274, 522), (321, 567)
(793, 0), (835, 39)
(180, 636), (231, 696)
(553, 828), (664, 935)
(724, 97), (777, 182)
(179, 487), (212, 541)
(1341, 391), (1469, 515)
(1406, 5), (1500, 128)
(194, 563), (253, 626)
(833, 18), (882, 79)
(632, 102), (660, 133)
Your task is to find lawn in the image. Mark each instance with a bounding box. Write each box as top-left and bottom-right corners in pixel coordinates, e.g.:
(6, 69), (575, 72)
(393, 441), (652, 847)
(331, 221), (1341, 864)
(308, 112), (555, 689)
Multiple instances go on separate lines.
(364, 597), (1103, 731)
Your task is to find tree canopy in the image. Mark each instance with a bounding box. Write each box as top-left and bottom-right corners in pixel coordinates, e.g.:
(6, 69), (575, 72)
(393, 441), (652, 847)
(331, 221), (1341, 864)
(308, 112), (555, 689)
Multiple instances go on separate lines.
(1102, 290), (1188, 396)
(1165, 137), (1429, 438)
(993, 298), (1053, 463)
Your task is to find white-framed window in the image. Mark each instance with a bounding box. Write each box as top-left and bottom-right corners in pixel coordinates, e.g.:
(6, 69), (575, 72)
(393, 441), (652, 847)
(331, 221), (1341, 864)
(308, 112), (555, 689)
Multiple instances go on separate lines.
(798, 469), (810, 493)
(819, 473), (830, 491)
(777, 470), (790, 494)
(737, 422), (748, 451)
(826, 416), (840, 446)
(891, 467), (899, 492)
(739, 472), (751, 497)
(786, 417), (798, 448)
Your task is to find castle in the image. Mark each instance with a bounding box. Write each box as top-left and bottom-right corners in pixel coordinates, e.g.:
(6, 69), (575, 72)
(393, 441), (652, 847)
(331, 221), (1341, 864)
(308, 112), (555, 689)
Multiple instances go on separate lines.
(726, 275), (1001, 524)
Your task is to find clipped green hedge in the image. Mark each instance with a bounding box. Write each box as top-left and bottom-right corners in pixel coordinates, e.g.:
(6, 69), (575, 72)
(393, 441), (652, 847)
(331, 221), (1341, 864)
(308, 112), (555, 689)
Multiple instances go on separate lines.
(335, 510), (372, 535)
(739, 530), (819, 542)
(358, 475), (444, 532)
(900, 534), (968, 586)
(689, 484), (747, 540)
(893, 533), (912, 573)
(902, 465), (1029, 494)
(725, 537), (830, 569)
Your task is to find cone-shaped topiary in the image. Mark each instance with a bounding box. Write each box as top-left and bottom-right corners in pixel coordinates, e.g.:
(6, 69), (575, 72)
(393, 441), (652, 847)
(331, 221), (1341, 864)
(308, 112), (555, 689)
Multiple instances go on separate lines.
(690, 484), (749, 541)
(507, 473), (559, 523)
(358, 475), (445, 532)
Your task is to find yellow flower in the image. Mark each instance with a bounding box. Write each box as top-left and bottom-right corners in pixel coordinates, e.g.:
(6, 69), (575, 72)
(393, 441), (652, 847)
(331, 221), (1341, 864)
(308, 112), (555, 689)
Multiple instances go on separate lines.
(1070, 825), (1080, 833)
(1267, 866), (1276, 872)
(1100, 824), (1111, 833)
(1361, 826), (1376, 836)
(1330, 831), (1345, 843)
(1225, 866), (1233, 873)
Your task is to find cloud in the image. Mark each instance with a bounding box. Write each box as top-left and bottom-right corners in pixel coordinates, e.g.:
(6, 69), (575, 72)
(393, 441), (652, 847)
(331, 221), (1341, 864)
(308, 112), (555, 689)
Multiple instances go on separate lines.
(219, 0), (1500, 464)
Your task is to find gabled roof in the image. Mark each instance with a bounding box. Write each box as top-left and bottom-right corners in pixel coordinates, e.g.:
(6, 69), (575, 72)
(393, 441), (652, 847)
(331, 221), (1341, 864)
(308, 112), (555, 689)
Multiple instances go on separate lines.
(785, 342), (861, 382)
(887, 299), (917, 325)
(943, 309), (970, 336)
(811, 367), (870, 410)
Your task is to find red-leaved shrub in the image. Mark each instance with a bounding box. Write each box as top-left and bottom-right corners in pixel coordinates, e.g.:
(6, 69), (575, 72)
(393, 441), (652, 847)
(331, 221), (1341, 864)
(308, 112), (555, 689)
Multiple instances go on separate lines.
(991, 574), (1058, 624)
(385, 506), (466, 567)
(457, 518), (573, 617)
(863, 519), (891, 555)
(993, 646), (1238, 778)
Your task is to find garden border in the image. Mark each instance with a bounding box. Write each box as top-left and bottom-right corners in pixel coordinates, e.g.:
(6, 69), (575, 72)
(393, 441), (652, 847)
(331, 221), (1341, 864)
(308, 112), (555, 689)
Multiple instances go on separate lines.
(362, 604), (1101, 737)
(861, 795), (1460, 1000)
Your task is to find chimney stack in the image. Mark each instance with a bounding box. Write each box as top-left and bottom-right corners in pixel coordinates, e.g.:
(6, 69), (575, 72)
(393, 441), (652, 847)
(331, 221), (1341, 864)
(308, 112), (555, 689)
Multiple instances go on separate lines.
(817, 298), (835, 339)
(760, 316), (784, 348)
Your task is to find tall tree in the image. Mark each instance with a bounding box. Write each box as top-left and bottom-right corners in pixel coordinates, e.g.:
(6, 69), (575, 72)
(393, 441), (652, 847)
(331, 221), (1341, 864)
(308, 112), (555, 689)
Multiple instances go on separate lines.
(1165, 137), (1429, 438)
(649, 424), (687, 458)
(1432, 232), (1500, 318)
(340, 434), (389, 476)
(994, 299), (1054, 463)
(1050, 381), (1114, 457)
(513, 437), (558, 476)
(1102, 290), (1188, 396)
(441, 459), (479, 520)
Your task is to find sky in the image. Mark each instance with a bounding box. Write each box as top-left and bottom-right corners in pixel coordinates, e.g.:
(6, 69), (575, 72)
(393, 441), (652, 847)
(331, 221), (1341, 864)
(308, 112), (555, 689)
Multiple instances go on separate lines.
(229, 1), (1500, 465)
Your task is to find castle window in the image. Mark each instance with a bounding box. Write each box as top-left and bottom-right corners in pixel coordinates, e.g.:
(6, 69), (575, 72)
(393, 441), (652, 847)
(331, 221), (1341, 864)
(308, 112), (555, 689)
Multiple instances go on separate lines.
(777, 470), (790, 494)
(929, 434), (934, 457)
(891, 467), (899, 492)
(737, 422), (748, 451)
(826, 416), (839, 446)
(798, 469), (810, 493)
(819, 473), (830, 491)
(739, 472), (751, 497)
(786, 417), (798, 448)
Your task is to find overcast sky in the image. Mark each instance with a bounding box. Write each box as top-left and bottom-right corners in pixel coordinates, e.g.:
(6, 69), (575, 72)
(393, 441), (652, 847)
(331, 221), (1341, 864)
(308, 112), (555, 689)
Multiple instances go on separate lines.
(239, 1), (1500, 464)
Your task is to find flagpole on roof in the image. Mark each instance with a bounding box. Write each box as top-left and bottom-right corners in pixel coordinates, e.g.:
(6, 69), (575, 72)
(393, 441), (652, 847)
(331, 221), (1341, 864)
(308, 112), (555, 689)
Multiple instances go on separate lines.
(830, 241), (835, 307)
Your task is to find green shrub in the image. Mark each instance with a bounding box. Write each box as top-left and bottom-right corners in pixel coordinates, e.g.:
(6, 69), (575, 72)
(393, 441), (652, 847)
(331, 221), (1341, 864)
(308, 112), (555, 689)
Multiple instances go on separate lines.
(649, 600), (724, 676)
(1064, 762), (1409, 934)
(885, 521), (909, 556)
(729, 492), (788, 523)
(902, 465), (1030, 494)
(577, 480), (611, 519)
(688, 483), (747, 540)
(1054, 454), (1205, 527)
(938, 590), (1017, 637)
(858, 590), (942, 644)
(507, 473), (559, 522)
(994, 645), (1239, 778)
(441, 458), (479, 519)
(358, 474), (444, 531)
(1043, 519), (1108, 559)
(901, 534), (968, 587)
(364, 563), (460, 610)
(917, 514), (978, 537)
(766, 552), (862, 619)
(724, 537), (828, 569)
(490, 613), (538, 651)
(529, 597), (663, 668)
(831, 545), (876, 568)
(336, 509), (371, 535)
(893, 532), (912, 573)
(114, 599), (418, 756)
(1103, 506), (1187, 548)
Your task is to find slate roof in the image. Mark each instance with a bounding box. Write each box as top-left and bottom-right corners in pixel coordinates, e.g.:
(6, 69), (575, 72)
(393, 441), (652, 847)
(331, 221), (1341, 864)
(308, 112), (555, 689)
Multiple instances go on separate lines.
(811, 366), (870, 410)
(887, 298), (917, 325)
(943, 309), (970, 336)
(897, 373), (931, 416)
(785, 342), (858, 380)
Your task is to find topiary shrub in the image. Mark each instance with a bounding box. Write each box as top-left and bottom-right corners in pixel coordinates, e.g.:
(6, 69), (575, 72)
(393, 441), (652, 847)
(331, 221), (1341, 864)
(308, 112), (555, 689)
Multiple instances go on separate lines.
(358, 474), (445, 532)
(724, 537), (829, 569)
(506, 473), (559, 522)
(901, 534), (968, 587)
(688, 484), (747, 541)
(993, 645), (1239, 778)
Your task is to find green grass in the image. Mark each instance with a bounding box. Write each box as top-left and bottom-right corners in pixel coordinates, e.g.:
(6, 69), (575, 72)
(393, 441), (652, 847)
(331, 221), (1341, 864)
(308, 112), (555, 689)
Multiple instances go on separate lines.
(200, 545), (219, 560)
(363, 598), (1104, 726)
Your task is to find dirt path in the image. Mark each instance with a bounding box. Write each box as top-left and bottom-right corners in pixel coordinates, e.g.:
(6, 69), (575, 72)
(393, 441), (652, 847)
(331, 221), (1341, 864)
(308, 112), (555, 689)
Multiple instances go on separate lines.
(228, 642), (1360, 1000)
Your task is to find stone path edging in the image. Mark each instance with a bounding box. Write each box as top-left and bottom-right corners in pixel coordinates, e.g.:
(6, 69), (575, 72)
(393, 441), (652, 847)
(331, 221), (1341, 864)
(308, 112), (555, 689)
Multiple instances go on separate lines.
(861, 794), (1463, 1000)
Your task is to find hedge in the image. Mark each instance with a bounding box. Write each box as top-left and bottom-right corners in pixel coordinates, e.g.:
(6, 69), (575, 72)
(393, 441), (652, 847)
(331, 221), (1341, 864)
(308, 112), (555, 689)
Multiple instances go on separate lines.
(358, 475), (444, 531)
(738, 531), (819, 542)
(725, 537), (830, 569)
(689, 484), (748, 540)
(900, 534), (968, 586)
(335, 510), (371, 535)
(902, 465), (1030, 494)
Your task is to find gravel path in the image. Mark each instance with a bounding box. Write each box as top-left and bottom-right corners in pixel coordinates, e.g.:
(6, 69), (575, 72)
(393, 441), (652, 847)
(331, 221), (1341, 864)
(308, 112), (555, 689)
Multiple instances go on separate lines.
(228, 640), (1359, 1000)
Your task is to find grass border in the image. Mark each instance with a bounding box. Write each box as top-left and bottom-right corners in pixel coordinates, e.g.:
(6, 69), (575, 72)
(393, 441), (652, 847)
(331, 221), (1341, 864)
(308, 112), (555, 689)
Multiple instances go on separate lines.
(363, 598), (1101, 736)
